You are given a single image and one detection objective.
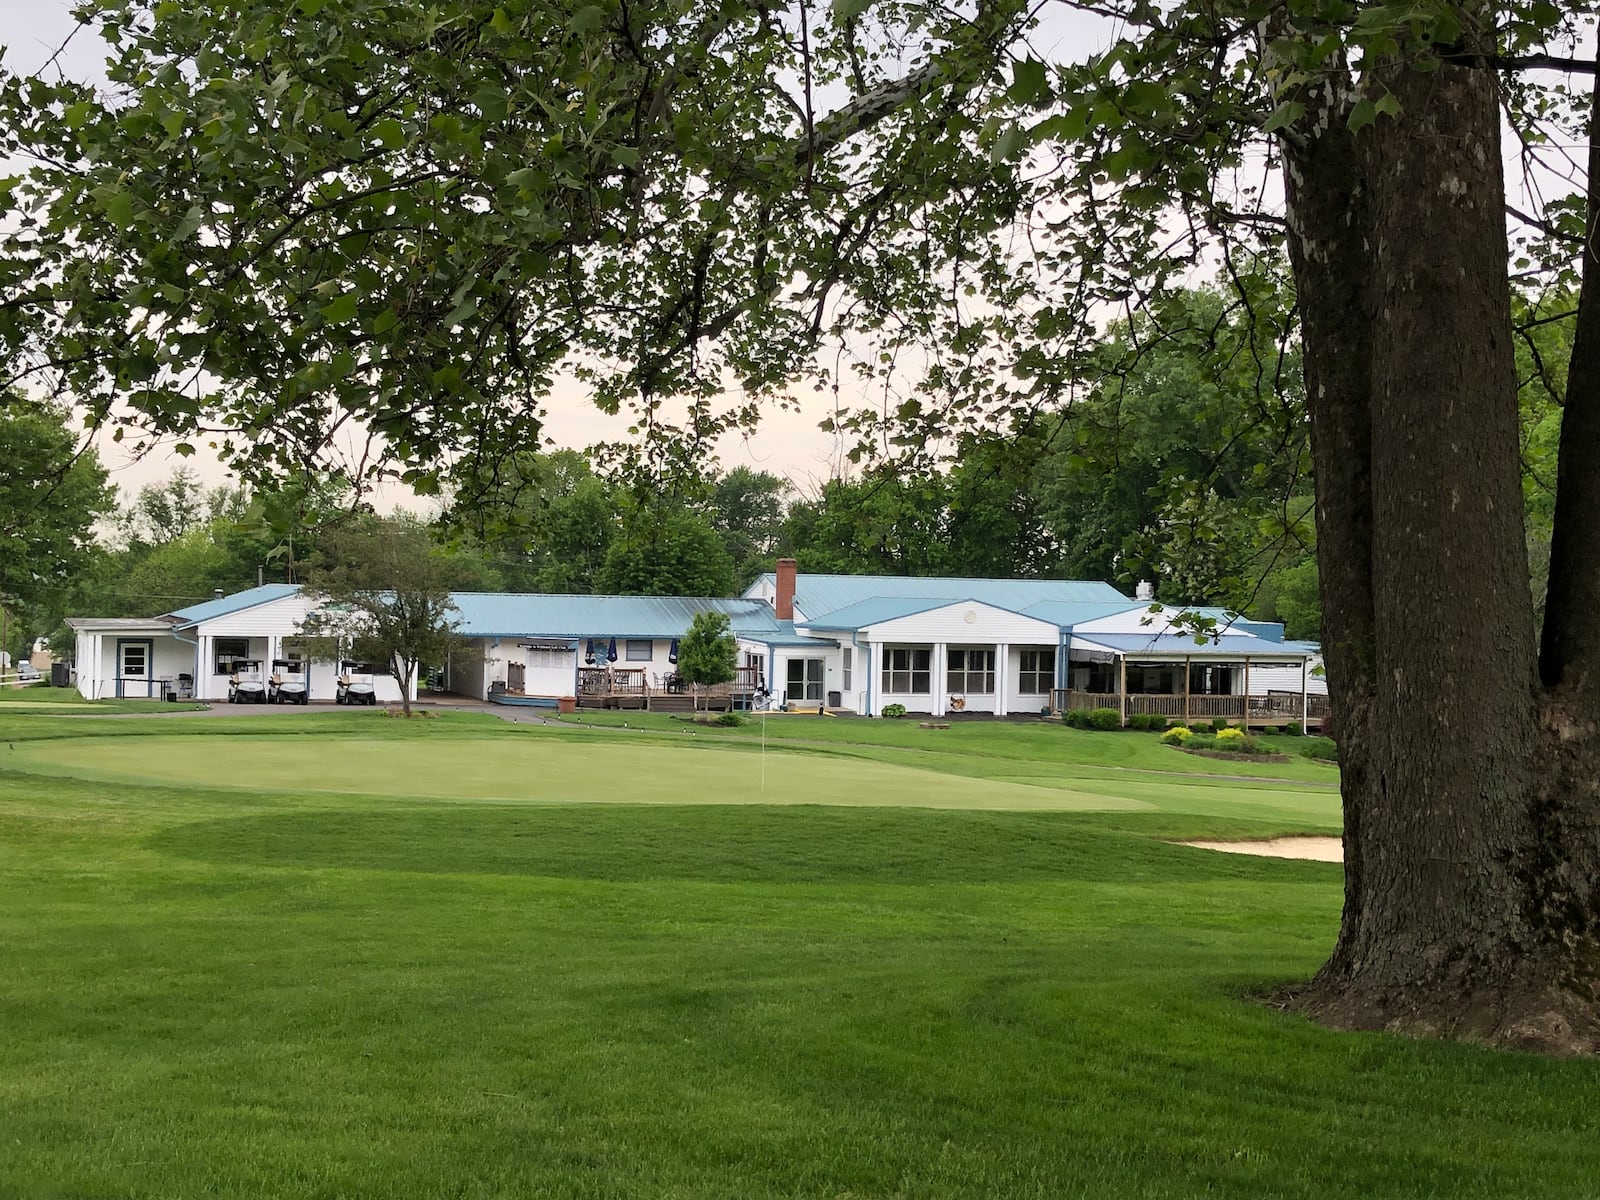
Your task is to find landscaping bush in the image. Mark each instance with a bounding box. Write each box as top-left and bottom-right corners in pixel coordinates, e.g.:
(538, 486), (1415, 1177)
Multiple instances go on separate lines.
(881, 703), (907, 719)
(1160, 726), (1194, 746)
(1285, 721), (1304, 737)
(1062, 709), (1090, 729)
(1127, 712), (1167, 732)
(1088, 707), (1122, 731)
(1301, 736), (1339, 762)
(714, 713), (745, 727)
(1210, 717), (1230, 732)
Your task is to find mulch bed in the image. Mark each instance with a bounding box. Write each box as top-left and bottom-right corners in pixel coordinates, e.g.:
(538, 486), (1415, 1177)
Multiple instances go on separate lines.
(1177, 747), (1293, 763)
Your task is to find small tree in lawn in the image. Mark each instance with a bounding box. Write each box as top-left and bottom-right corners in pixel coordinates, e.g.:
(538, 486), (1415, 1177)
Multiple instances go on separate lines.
(299, 518), (461, 717)
(675, 611), (737, 713)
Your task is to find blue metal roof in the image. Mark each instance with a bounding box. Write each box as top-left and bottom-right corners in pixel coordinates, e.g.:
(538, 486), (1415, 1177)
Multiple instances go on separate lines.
(1071, 632), (1316, 659)
(751, 572), (1131, 624)
(167, 583), (302, 627)
(449, 593), (785, 640)
(799, 596), (961, 628)
(1018, 599), (1148, 628)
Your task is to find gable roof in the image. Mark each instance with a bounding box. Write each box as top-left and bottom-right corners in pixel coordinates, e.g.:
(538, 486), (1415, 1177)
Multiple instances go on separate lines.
(166, 583), (303, 627)
(1070, 632), (1315, 660)
(449, 593), (785, 640)
(759, 573), (1131, 625)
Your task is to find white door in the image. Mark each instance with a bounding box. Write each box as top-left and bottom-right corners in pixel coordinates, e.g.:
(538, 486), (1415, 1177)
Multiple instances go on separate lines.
(119, 641), (153, 698)
(786, 658), (824, 702)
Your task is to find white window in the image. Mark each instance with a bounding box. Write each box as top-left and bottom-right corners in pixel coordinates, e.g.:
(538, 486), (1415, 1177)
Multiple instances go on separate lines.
(882, 646), (931, 695)
(842, 647), (853, 691)
(626, 640), (653, 662)
(1018, 648), (1055, 694)
(947, 648), (995, 695)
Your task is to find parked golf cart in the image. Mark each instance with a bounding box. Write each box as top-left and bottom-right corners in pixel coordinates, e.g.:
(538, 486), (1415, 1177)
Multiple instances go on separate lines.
(268, 659), (309, 705)
(336, 660), (378, 706)
(228, 660), (267, 704)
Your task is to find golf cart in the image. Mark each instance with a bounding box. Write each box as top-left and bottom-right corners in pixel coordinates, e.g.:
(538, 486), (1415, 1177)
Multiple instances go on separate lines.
(268, 659), (309, 705)
(228, 660), (267, 704)
(336, 660), (378, 706)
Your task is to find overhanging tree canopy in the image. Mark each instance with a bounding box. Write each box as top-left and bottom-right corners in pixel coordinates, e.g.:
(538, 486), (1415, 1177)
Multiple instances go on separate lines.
(5, 0), (1600, 1050)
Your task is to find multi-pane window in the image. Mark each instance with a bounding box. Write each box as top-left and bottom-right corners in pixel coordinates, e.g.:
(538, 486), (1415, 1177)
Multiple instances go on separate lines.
(1018, 648), (1055, 694)
(946, 648), (995, 695)
(213, 637), (250, 675)
(625, 639), (653, 662)
(842, 648), (853, 691)
(882, 647), (931, 694)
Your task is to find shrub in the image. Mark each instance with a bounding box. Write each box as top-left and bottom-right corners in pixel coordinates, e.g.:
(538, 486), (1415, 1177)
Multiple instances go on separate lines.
(715, 712), (745, 727)
(1128, 712), (1167, 732)
(882, 703), (907, 719)
(1301, 736), (1339, 762)
(1211, 717), (1230, 732)
(1062, 709), (1091, 729)
(1161, 726), (1194, 745)
(1215, 726), (1246, 743)
(1088, 707), (1122, 731)
(1285, 721), (1304, 737)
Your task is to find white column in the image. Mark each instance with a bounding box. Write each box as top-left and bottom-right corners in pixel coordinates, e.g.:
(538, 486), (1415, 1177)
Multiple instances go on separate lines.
(932, 643), (946, 716)
(994, 643), (1008, 716)
(1301, 658), (1309, 728)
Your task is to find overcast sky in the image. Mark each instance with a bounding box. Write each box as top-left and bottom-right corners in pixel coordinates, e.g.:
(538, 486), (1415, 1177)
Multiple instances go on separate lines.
(2, 1), (850, 509)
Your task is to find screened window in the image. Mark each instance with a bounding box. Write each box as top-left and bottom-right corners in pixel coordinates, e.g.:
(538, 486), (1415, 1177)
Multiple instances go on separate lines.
(842, 647), (853, 691)
(120, 642), (148, 677)
(882, 647), (931, 695)
(1018, 648), (1055, 694)
(946, 648), (995, 695)
(213, 637), (250, 675)
(625, 639), (654, 662)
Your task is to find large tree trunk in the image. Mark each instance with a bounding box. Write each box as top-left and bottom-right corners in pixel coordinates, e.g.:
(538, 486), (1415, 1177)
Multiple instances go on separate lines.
(1280, 17), (1600, 1052)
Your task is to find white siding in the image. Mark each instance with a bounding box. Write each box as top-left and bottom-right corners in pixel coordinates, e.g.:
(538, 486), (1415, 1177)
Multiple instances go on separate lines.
(453, 640), (491, 701)
(773, 647), (842, 707)
(855, 601), (1060, 646)
(1005, 645), (1058, 714)
(196, 592), (321, 638)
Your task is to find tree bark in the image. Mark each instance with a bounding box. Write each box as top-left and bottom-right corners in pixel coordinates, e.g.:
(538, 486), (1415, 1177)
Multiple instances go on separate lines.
(1280, 15), (1600, 1051)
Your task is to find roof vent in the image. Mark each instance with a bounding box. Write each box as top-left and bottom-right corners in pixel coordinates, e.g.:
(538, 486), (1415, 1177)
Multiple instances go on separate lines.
(1135, 580), (1155, 601)
(214, 589), (225, 601)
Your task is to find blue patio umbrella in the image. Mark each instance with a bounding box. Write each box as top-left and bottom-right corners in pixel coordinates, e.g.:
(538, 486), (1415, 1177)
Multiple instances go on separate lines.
(606, 637), (618, 663)
(668, 639), (679, 665)
(584, 639), (596, 665)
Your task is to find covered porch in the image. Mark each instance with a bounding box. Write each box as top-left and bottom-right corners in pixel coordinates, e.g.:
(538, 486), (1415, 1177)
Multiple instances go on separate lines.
(1055, 632), (1326, 729)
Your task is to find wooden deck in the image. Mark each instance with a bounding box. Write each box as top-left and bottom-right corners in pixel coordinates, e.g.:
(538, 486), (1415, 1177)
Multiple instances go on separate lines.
(1054, 689), (1329, 728)
(575, 666), (765, 712)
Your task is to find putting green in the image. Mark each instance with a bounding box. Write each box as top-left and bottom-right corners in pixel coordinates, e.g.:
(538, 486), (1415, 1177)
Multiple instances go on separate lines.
(15, 734), (1161, 812)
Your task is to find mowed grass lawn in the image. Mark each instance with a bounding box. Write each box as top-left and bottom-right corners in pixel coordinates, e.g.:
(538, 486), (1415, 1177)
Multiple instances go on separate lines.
(2, 709), (1597, 1198)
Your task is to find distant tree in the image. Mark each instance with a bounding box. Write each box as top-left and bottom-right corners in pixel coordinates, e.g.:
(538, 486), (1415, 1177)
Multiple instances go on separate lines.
(298, 518), (461, 717)
(675, 610), (737, 710)
(596, 509), (735, 597)
(706, 468), (791, 587)
(0, 396), (114, 620)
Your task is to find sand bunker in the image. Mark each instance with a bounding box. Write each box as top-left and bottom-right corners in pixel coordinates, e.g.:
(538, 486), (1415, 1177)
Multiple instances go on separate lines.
(1180, 836), (1342, 863)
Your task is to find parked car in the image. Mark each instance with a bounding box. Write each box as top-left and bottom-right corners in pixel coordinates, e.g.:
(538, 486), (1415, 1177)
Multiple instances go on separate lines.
(15, 662), (41, 683)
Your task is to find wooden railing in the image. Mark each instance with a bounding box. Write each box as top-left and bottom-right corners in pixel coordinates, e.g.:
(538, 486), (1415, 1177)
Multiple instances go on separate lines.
(1053, 689), (1328, 725)
(576, 665), (765, 697)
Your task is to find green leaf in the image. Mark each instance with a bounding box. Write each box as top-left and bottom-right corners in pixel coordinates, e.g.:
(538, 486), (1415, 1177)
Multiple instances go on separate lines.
(371, 118), (406, 149)
(1261, 101), (1305, 134)
(1009, 58), (1048, 106)
(320, 292), (359, 324)
(832, 0), (872, 20)
(94, 187), (138, 229)
(1346, 97), (1378, 134)
(569, 6), (608, 34)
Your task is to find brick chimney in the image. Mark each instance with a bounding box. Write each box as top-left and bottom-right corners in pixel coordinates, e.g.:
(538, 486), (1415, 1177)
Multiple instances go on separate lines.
(775, 558), (797, 621)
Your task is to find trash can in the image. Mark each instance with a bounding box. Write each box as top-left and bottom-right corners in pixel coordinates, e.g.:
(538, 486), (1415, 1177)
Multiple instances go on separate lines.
(827, 690), (842, 709)
(51, 662), (70, 688)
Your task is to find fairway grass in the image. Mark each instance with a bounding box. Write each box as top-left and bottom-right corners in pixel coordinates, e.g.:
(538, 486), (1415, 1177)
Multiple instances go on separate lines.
(4, 711), (1598, 1197)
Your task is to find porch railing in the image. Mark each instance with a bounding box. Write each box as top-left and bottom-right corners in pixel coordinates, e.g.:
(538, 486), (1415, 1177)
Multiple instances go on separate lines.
(1052, 689), (1329, 725)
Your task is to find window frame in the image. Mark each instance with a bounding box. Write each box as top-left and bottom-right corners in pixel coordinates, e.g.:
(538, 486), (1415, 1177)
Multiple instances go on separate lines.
(625, 639), (654, 662)
(213, 637), (250, 676)
(1017, 648), (1056, 695)
(946, 647), (996, 695)
(881, 646), (931, 695)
